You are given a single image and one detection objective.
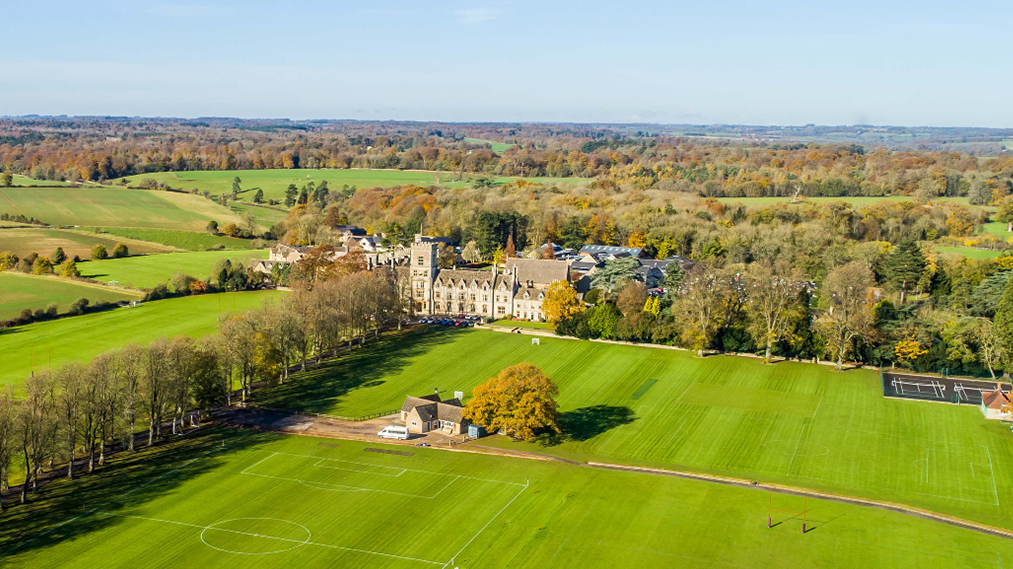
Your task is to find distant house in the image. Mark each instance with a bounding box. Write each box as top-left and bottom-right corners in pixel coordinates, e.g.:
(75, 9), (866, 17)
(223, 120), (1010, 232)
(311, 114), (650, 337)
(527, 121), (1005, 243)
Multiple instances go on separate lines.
(578, 244), (645, 258)
(401, 393), (470, 435)
(981, 390), (1012, 420)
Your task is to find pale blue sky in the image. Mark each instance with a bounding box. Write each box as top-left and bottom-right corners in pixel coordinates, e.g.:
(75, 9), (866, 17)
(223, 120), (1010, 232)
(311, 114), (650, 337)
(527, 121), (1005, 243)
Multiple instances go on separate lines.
(2, 0), (1011, 126)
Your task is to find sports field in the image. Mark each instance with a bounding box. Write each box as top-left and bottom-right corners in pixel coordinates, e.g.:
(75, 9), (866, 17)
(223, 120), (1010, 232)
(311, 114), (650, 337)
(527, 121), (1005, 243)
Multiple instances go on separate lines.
(0, 227), (171, 258)
(255, 327), (1013, 531)
(0, 290), (283, 390)
(91, 227), (256, 251)
(118, 169), (589, 203)
(0, 273), (142, 320)
(80, 250), (269, 289)
(0, 187), (245, 230)
(2, 427), (1009, 568)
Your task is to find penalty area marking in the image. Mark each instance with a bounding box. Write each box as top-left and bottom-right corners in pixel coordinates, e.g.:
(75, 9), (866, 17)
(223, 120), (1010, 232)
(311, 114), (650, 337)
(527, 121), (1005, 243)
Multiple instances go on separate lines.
(98, 512), (445, 565)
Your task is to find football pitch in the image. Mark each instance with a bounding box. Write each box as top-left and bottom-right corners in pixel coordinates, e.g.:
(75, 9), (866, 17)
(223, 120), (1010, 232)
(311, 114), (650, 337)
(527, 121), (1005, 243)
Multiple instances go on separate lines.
(3, 428), (1011, 568)
(255, 327), (1013, 531)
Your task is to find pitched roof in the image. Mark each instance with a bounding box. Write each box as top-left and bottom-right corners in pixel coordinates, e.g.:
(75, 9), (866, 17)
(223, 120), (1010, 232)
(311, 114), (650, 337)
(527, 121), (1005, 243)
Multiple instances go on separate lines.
(506, 258), (569, 286)
(982, 389), (1010, 410)
(578, 244), (644, 258)
(402, 395), (467, 424)
(435, 268), (495, 287)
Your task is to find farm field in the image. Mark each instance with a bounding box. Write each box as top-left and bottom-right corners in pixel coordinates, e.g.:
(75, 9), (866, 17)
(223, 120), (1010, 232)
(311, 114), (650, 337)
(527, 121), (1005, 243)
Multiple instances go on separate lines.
(255, 327), (1013, 531)
(0, 187), (245, 230)
(80, 249), (269, 289)
(715, 195), (973, 207)
(118, 169), (590, 204)
(935, 246), (1003, 260)
(0, 273), (142, 320)
(229, 201), (289, 227)
(0, 290), (283, 391)
(980, 221), (1013, 241)
(91, 227), (257, 251)
(9, 175), (75, 187)
(0, 227), (171, 258)
(3, 427), (1010, 568)
(464, 137), (514, 153)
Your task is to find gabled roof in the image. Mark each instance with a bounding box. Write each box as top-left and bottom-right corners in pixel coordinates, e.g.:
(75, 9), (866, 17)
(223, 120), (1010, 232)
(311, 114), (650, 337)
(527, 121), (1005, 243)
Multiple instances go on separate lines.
(402, 394), (467, 424)
(506, 258), (569, 286)
(982, 389), (1010, 410)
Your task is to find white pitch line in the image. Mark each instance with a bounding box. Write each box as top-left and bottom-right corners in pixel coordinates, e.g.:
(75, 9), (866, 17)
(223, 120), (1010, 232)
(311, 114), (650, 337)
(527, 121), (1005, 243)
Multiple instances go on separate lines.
(312, 458), (405, 478)
(243, 470), (436, 499)
(430, 476), (460, 500)
(442, 479), (530, 568)
(925, 449), (930, 484)
(985, 445), (1000, 507)
(7, 447), (218, 555)
(266, 450), (525, 486)
(100, 512), (444, 565)
(785, 423), (806, 475)
(811, 395), (824, 419)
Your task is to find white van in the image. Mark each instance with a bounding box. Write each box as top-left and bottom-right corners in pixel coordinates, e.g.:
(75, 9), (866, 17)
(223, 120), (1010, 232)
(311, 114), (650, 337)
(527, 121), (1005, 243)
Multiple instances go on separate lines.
(377, 425), (410, 440)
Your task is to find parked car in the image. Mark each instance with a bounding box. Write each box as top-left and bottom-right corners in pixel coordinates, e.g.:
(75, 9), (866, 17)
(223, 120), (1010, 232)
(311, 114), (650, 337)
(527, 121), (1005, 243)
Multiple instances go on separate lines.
(378, 425), (409, 440)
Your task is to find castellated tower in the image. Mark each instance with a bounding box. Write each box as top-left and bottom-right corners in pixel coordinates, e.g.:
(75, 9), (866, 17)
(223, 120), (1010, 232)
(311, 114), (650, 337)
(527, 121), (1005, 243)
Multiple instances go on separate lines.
(410, 235), (439, 314)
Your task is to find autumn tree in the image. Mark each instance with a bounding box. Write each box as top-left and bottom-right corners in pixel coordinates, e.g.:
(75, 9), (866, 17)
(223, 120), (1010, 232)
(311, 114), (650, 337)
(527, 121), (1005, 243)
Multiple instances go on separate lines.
(815, 262), (875, 371)
(616, 280), (648, 316)
(745, 266), (804, 362)
(543, 280), (583, 324)
(91, 244), (108, 260)
(461, 241), (481, 263)
(463, 363), (560, 441)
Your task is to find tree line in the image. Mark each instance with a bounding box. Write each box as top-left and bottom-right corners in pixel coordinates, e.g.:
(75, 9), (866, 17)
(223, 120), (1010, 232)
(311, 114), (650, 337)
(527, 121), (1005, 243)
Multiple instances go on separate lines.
(0, 264), (409, 509)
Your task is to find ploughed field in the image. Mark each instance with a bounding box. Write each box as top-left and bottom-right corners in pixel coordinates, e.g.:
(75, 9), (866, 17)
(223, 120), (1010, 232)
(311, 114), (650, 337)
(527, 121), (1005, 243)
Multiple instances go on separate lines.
(3, 427), (1009, 568)
(255, 327), (1013, 532)
(0, 290), (284, 391)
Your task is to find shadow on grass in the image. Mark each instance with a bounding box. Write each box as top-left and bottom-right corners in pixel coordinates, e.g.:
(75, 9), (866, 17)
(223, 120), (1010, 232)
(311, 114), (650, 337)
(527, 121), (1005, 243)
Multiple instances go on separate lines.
(536, 405), (637, 446)
(0, 426), (271, 562)
(251, 326), (464, 415)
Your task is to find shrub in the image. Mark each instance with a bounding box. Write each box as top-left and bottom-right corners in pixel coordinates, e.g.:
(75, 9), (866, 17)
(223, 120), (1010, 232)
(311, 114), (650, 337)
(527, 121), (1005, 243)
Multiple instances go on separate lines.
(44, 303), (59, 319)
(145, 283), (170, 301)
(171, 272), (195, 294)
(32, 256), (53, 275)
(92, 244), (108, 260)
(70, 298), (90, 315)
(112, 243), (129, 258)
(58, 259), (80, 278)
(0, 251), (18, 271)
(51, 247), (66, 265)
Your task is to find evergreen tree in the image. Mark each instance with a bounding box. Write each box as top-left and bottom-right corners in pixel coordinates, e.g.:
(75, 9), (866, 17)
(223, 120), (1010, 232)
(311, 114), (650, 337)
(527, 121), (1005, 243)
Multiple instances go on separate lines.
(882, 241), (925, 300)
(284, 184), (298, 207)
(994, 274), (1013, 375)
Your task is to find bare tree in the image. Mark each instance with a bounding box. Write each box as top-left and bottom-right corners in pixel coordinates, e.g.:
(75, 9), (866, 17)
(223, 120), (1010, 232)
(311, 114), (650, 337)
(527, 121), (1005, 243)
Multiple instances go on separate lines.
(815, 262), (875, 371)
(746, 266), (804, 363)
(167, 336), (197, 434)
(55, 363), (84, 480)
(0, 388), (15, 504)
(16, 372), (56, 503)
(117, 344), (144, 452)
(143, 338), (171, 445)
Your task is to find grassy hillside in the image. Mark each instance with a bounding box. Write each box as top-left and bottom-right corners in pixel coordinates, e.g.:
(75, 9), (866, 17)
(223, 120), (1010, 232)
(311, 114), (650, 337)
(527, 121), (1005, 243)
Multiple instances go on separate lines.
(3, 427), (1009, 568)
(255, 327), (1013, 532)
(119, 168), (590, 204)
(935, 246), (1003, 259)
(0, 290), (283, 390)
(0, 273), (142, 320)
(0, 187), (245, 230)
(0, 227), (171, 258)
(80, 250), (269, 289)
(92, 227), (257, 251)
(715, 196), (974, 207)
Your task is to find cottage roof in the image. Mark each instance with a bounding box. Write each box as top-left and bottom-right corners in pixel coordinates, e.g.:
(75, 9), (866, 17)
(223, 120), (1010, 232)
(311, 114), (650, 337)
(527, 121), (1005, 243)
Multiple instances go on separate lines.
(982, 389), (1010, 410)
(579, 244), (644, 258)
(506, 258), (569, 286)
(402, 395), (466, 424)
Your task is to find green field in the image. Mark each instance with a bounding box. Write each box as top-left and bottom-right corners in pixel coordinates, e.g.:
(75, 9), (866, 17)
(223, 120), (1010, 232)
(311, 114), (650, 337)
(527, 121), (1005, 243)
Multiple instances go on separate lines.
(0, 227), (172, 258)
(935, 246), (1003, 259)
(0, 273), (142, 320)
(80, 250), (269, 289)
(9, 175), (75, 187)
(118, 169), (589, 204)
(715, 196), (973, 207)
(255, 327), (1013, 532)
(229, 201), (290, 227)
(3, 427), (1010, 568)
(0, 187), (246, 230)
(0, 290), (282, 390)
(464, 137), (514, 153)
(979, 221), (1013, 241)
(92, 227), (258, 251)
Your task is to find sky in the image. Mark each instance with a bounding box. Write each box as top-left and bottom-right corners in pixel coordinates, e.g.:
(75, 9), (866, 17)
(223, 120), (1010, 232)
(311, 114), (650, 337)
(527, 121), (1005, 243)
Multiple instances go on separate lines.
(2, 0), (1012, 127)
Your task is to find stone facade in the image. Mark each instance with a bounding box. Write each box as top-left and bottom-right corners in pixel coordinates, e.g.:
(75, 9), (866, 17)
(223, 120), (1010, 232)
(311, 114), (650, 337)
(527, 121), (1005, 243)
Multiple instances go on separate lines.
(408, 235), (568, 321)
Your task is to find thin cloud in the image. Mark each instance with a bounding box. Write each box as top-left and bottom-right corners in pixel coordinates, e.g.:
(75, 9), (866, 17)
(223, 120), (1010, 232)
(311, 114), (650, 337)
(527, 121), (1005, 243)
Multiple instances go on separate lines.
(451, 7), (502, 24)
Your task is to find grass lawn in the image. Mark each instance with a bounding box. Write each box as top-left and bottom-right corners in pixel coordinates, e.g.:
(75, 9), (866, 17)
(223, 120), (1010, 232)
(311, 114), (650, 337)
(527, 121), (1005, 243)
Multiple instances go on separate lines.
(117, 169), (589, 205)
(715, 196), (973, 207)
(0, 290), (283, 391)
(935, 246), (1003, 260)
(80, 250), (269, 289)
(92, 227), (258, 251)
(3, 426), (1010, 568)
(254, 327), (1013, 531)
(0, 227), (171, 258)
(490, 319), (553, 330)
(0, 187), (245, 230)
(464, 137), (514, 153)
(0, 273), (142, 320)
(979, 221), (1013, 241)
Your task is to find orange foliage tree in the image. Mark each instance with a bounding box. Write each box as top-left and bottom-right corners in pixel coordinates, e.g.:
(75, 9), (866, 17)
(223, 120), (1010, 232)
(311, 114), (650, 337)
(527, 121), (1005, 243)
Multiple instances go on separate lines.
(463, 363), (560, 440)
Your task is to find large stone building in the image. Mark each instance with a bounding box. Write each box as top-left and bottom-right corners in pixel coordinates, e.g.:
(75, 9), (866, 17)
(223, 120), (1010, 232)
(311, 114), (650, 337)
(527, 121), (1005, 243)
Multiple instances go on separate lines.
(409, 235), (569, 320)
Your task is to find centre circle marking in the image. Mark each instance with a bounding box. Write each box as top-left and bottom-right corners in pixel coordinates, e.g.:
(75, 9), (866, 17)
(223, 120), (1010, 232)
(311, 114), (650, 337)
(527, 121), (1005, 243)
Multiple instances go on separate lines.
(200, 517), (311, 555)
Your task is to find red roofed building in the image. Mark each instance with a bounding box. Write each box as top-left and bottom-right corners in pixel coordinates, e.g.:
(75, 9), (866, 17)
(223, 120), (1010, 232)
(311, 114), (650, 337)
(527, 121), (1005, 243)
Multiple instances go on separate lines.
(980, 389), (1012, 420)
